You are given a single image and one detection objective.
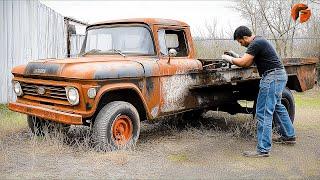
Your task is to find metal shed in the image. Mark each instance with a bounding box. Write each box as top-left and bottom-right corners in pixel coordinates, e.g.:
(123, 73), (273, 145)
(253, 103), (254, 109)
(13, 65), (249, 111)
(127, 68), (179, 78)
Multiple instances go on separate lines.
(0, 0), (66, 103)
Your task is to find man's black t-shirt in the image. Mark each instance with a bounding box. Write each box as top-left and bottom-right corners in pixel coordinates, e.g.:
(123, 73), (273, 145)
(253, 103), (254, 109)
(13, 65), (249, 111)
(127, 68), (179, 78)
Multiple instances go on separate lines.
(246, 36), (284, 76)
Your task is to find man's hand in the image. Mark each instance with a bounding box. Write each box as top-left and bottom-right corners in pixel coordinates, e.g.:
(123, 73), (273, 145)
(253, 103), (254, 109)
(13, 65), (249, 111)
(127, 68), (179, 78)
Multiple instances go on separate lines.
(221, 54), (234, 64)
(224, 50), (240, 58)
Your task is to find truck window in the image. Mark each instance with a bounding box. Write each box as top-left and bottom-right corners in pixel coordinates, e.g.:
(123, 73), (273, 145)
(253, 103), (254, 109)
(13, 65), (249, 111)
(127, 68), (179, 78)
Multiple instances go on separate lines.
(158, 29), (168, 55)
(82, 26), (155, 55)
(158, 29), (188, 57)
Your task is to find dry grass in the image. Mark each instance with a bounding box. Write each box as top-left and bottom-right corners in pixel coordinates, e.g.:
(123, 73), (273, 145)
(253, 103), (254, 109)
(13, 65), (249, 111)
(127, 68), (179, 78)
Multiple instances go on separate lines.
(1, 88), (319, 143)
(294, 85), (320, 108)
(1, 87), (320, 179)
(2, 88), (319, 153)
(0, 104), (27, 138)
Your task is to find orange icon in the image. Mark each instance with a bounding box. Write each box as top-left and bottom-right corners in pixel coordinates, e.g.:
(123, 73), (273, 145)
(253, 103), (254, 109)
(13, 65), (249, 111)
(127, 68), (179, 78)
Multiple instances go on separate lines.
(291, 3), (312, 23)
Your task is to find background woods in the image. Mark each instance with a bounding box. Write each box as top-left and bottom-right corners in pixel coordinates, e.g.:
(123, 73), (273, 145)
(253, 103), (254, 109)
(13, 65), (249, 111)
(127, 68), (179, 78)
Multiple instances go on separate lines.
(194, 0), (320, 59)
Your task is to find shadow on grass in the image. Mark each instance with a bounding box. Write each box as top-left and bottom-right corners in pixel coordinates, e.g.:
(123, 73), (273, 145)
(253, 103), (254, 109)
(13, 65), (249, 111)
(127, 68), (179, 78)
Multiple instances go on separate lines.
(139, 111), (256, 144)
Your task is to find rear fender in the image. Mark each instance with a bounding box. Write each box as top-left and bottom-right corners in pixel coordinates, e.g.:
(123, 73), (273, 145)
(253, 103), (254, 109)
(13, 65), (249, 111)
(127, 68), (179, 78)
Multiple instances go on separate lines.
(286, 64), (317, 92)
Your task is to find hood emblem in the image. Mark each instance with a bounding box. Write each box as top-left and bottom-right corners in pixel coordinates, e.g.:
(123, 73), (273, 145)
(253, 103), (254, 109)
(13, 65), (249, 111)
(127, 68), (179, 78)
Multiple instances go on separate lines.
(33, 68), (46, 74)
(36, 86), (46, 95)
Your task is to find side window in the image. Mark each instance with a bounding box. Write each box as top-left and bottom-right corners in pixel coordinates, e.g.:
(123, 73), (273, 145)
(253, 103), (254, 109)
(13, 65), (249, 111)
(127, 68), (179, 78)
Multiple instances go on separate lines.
(158, 29), (168, 56)
(158, 29), (188, 57)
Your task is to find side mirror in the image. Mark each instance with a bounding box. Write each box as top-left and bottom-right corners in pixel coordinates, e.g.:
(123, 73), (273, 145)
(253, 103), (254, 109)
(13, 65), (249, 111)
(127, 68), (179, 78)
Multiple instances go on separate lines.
(168, 48), (177, 64)
(168, 48), (177, 57)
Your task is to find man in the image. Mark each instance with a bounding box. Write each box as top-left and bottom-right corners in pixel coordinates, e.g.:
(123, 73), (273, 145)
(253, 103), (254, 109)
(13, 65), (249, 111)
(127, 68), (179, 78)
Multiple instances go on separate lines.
(221, 26), (296, 158)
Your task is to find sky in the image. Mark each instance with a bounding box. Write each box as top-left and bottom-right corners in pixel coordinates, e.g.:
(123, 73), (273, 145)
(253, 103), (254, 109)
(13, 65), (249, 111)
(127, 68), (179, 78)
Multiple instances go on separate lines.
(40, 0), (248, 38)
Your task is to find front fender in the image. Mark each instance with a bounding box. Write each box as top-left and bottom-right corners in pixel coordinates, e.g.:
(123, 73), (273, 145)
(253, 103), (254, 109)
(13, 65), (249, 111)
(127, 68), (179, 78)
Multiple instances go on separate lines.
(89, 83), (151, 119)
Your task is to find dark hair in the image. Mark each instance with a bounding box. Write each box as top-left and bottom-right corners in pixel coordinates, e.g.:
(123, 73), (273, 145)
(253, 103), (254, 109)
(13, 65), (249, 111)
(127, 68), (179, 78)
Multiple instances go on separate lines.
(233, 26), (252, 40)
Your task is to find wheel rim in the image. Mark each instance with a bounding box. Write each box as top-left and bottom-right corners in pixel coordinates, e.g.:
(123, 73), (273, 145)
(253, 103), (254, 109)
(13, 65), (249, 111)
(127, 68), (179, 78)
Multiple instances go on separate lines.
(112, 115), (133, 146)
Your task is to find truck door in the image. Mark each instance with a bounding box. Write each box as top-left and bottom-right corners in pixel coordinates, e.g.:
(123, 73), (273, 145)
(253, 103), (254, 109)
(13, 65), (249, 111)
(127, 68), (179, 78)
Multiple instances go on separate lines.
(156, 26), (202, 115)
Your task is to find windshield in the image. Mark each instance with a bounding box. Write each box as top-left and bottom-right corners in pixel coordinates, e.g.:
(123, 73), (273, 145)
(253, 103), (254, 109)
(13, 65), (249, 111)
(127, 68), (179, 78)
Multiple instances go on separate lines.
(81, 26), (155, 56)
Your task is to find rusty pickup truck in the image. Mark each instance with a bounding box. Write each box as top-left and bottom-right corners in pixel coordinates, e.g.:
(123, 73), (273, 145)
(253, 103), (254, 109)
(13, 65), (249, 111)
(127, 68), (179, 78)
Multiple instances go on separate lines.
(8, 18), (318, 149)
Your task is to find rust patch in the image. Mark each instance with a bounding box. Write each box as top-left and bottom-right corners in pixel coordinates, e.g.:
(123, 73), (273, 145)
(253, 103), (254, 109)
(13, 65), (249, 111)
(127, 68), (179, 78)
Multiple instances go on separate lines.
(160, 74), (199, 113)
(8, 102), (82, 125)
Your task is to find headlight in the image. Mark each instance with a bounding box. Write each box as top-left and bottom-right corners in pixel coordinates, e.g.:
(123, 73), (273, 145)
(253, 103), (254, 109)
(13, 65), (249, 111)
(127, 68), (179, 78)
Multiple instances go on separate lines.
(65, 87), (79, 105)
(87, 88), (97, 99)
(13, 81), (23, 96)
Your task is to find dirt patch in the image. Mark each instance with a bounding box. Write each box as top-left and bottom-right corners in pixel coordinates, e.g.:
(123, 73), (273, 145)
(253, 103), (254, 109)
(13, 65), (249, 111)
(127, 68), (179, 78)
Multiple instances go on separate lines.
(1, 88), (320, 179)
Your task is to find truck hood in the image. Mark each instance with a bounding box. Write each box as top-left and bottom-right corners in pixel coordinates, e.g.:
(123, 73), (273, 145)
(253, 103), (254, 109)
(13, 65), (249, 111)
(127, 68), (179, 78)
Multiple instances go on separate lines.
(12, 56), (154, 80)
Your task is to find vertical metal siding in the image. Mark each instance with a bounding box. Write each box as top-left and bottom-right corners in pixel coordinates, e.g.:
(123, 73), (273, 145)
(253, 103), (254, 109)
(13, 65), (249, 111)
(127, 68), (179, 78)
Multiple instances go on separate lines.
(0, 0), (66, 103)
(70, 34), (85, 57)
(0, 1), (4, 104)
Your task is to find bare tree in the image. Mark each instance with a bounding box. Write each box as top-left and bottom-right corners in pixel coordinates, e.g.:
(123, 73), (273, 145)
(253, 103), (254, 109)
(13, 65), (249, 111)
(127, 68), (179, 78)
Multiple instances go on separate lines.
(192, 18), (221, 39)
(234, 0), (261, 34)
(235, 0), (298, 57)
(193, 18), (245, 59)
(204, 19), (219, 39)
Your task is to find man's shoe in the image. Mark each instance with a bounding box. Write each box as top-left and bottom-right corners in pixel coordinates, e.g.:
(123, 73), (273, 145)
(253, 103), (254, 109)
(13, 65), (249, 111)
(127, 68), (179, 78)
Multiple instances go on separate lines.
(242, 151), (270, 158)
(273, 136), (296, 144)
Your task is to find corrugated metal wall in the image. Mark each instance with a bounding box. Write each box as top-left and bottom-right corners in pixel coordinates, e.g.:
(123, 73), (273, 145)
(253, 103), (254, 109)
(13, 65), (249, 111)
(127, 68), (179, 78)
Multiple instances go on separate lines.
(0, 0), (66, 103)
(70, 34), (85, 57)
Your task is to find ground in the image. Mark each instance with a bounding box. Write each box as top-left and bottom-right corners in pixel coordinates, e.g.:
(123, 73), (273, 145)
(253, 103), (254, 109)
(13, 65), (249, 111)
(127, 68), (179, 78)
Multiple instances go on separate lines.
(0, 87), (320, 179)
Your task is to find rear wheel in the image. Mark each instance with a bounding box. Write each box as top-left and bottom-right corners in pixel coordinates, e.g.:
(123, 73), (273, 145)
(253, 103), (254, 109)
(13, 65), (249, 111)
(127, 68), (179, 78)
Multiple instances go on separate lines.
(253, 87), (295, 131)
(93, 101), (140, 150)
(273, 87), (295, 133)
(280, 87), (295, 122)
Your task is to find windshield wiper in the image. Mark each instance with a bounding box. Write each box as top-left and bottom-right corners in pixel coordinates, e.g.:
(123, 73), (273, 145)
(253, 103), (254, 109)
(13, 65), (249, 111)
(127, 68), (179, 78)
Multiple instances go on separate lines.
(81, 49), (101, 56)
(110, 49), (126, 57)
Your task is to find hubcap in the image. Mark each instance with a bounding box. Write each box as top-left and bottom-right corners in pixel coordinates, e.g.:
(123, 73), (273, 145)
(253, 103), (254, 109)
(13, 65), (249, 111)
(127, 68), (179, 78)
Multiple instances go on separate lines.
(112, 115), (133, 146)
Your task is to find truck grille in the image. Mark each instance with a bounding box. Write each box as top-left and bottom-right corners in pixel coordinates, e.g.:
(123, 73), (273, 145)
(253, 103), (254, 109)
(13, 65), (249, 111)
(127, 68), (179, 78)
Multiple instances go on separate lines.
(21, 82), (67, 101)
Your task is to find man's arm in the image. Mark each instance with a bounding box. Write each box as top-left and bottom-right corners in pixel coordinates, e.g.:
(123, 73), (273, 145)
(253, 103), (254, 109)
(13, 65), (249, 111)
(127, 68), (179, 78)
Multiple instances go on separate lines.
(232, 53), (255, 67)
(222, 53), (255, 67)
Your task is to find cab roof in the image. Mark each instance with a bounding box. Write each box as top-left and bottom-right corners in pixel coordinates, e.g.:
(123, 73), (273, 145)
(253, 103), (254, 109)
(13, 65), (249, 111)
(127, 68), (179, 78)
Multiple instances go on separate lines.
(88, 18), (189, 28)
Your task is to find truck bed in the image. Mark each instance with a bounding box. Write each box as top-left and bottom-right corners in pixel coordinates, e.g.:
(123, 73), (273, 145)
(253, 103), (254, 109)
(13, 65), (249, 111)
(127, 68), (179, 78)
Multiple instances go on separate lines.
(193, 58), (318, 92)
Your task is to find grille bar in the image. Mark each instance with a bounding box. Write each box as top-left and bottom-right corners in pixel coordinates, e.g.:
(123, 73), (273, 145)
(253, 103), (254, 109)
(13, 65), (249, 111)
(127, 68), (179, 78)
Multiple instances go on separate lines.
(20, 82), (68, 101)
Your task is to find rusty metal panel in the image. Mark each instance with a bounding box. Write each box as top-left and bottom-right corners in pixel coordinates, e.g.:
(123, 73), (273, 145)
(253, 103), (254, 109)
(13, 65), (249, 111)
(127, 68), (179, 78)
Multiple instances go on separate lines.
(90, 18), (189, 29)
(160, 73), (200, 113)
(8, 102), (82, 125)
(284, 58), (318, 92)
(0, 0), (66, 103)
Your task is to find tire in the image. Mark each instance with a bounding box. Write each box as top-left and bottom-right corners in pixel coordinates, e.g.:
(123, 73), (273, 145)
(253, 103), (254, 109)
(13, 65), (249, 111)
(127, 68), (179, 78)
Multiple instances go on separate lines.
(93, 101), (140, 150)
(27, 115), (70, 136)
(279, 87), (295, 122)
(273, 87), (295, 132)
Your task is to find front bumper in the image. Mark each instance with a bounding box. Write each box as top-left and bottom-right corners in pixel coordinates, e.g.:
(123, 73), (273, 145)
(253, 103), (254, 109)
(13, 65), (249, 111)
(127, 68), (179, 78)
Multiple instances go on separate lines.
(8, 102), (83, 125)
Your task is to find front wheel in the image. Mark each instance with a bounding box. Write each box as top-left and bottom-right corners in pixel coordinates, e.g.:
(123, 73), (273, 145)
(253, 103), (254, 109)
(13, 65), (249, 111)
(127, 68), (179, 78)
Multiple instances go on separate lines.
(93, 101), (140, 150)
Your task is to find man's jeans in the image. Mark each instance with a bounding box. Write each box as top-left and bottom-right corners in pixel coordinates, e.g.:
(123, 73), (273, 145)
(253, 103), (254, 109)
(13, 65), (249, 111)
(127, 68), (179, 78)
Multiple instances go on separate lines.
(256, 68), (296, 153)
